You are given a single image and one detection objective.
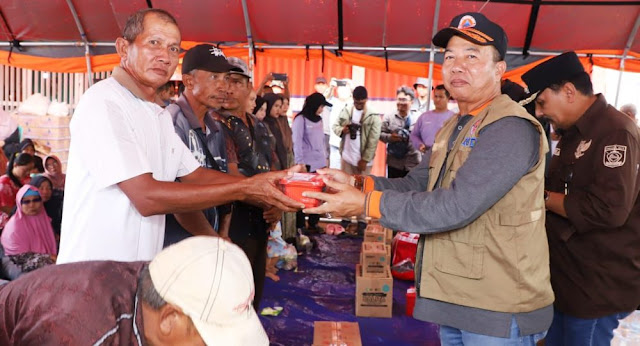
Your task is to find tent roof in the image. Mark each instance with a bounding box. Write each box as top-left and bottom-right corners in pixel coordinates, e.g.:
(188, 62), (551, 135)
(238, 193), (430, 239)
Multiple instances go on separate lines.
(1, 0), (639, 55)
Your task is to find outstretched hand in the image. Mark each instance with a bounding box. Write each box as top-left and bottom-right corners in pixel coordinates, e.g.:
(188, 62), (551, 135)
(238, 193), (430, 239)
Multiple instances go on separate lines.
(302, 177), (365, 218)
(244, 170), (305, 211)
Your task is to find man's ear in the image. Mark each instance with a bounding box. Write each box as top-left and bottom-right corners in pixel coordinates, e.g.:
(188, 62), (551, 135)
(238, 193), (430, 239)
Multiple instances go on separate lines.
(182, 72), (194, 90)
(115, 37), (130, 60)
(158, 304), (181, 336)
(563, 82), (577, 103)
(495, 61), (507, 82)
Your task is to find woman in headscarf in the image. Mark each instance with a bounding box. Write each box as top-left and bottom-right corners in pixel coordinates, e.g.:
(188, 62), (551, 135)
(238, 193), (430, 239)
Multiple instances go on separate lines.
(292, 93), (331, 233)
(29, 175), (62, 238)
(0, 153), (34, 230)
(0, 185), (56, 274)
(252, 96), (280, 170)
(18, 139), (44, 173)
(43, 155), (66, 192)
(262, 93), (287, 171)
(279, 97), (294, 167)
(0, 110), (18, 171)
(277, 95), (297, 239)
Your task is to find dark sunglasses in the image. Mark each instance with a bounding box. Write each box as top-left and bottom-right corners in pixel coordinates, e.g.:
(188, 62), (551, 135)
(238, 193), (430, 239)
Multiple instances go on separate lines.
(21, 197), (42, 205)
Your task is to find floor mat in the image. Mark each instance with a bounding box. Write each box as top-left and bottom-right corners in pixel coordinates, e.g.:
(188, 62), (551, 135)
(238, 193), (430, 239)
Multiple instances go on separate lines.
(259, 233), (440, 345)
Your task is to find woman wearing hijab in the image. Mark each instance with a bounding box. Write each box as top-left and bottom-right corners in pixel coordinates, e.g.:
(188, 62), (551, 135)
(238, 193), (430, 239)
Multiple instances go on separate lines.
(0, 110), (18, 171)
(292, 93), (332, 233)
(279, 97), (298, 240)
(253, 96), (280, 170)
(29, 175), (62, 237)
(43, 155), (66, 191)
(262, 93), (288, 171)
(0, 185), (56, 274)
(278, 97), (294, 167)
(0, 153), (34, 230)
(18, 139), (44, 173)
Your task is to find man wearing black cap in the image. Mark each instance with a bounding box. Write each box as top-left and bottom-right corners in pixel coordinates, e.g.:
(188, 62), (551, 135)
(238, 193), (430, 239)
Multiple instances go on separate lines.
(522, 51), (640, 346)
(216, 57), (284, 310)
(162, 44), (239, 247)
(306, 12), (553, 345)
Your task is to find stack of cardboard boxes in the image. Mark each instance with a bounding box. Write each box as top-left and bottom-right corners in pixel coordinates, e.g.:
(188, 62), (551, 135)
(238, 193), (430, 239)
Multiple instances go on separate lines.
(16, 114), (71, 172)
(355, 223), (394, 318)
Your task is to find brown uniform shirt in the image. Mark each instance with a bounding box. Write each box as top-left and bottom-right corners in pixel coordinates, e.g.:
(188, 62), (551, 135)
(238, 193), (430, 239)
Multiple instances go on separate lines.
(546, 94), (640, 318)
(0, 261), (146, 345)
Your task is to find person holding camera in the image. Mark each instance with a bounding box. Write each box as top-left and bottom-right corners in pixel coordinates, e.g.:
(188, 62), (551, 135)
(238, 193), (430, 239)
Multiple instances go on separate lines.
(380, 86), (422, 178)
(332, 86), (381, 175)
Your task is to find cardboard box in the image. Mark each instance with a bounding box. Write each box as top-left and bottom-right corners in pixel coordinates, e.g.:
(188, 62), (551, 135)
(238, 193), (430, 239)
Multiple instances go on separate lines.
(22, 126), (70, 138)
(364, 224), (386, 243)
(384, 227), (393, 245)
(364, 224), (394, 245)
(361, 242), (389, 277)
(355, 264), (393, 318)
(312, 321), (362, 346)
(17, 114), (71, 128)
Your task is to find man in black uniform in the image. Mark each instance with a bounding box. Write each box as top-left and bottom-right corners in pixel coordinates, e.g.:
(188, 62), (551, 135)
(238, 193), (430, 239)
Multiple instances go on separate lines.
(522, 51), (640, 346)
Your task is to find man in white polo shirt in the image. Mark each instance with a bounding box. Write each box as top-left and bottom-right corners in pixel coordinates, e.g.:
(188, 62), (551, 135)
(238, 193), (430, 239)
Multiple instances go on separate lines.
(57, 9), (303, 264)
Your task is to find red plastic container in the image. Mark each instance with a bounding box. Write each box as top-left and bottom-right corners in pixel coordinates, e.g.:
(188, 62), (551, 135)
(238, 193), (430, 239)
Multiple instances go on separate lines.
(279, 173), (326, 208)
(406, 287), (416, 317)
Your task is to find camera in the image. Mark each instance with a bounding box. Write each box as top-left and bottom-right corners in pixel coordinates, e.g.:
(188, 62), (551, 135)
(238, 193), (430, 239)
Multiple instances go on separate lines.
(348, 123), (361, 140)
(272, 73), (288, 82)
(336, 79), (348, 87)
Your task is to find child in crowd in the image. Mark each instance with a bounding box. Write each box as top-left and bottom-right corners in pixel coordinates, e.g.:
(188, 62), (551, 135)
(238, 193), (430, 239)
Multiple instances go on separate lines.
(266, 222), (297, 282)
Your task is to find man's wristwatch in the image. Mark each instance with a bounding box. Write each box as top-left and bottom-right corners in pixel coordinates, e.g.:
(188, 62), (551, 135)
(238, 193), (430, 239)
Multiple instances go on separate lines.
(544, 190), (550, 201)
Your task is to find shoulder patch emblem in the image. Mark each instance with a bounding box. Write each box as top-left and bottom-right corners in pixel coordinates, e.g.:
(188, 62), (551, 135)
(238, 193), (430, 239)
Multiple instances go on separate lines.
(603, 144), (627, 168)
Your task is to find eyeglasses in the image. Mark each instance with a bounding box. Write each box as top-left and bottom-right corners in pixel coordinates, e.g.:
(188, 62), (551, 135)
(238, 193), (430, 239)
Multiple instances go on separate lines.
(21, 197), (42, 205)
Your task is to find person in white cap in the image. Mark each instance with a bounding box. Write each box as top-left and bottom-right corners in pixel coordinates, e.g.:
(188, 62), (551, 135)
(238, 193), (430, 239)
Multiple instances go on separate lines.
(0, 236), (269, 345)
(410, 76), (431, 124)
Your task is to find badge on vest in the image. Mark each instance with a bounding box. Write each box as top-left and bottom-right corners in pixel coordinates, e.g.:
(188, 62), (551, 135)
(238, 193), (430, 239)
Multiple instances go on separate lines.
(461, 136), (477, 148)
(603, 144), (627, 168)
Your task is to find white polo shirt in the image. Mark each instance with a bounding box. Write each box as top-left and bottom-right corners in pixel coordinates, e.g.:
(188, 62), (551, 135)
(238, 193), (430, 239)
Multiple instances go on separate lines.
(57, 68), (200, 263)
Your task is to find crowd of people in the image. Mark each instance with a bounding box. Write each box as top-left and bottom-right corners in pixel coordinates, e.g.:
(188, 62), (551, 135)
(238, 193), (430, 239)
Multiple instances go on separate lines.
(0, 7), (638, 346)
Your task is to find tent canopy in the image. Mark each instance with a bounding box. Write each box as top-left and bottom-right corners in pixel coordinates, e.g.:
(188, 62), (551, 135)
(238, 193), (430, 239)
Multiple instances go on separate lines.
(0, 0), (639, 78)
(1, 0), (639, 54)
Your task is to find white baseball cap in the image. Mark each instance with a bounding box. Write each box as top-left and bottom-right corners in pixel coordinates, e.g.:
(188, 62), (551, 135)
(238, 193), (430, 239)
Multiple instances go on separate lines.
(149, 236), (269, 346)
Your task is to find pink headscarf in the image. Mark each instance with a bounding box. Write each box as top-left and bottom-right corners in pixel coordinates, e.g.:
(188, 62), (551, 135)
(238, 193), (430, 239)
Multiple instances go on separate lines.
(43, 155), (66, 190)
(0, 185), (57, 256)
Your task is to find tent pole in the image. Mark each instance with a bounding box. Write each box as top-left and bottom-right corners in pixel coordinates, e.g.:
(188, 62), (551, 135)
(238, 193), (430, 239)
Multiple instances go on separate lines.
(1, 41), (640, 62)
(240, 0), (255, 80)
(426, 0), (442, 110)
(65, 0), (93, 86)
(614, 12), (640, 107)
(381, 0), (389, 48)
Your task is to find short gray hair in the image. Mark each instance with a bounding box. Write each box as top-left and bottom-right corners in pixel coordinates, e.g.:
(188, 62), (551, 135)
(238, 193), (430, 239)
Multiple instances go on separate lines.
(123, 9), (178, 42)
(137, 264), (167, 310)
